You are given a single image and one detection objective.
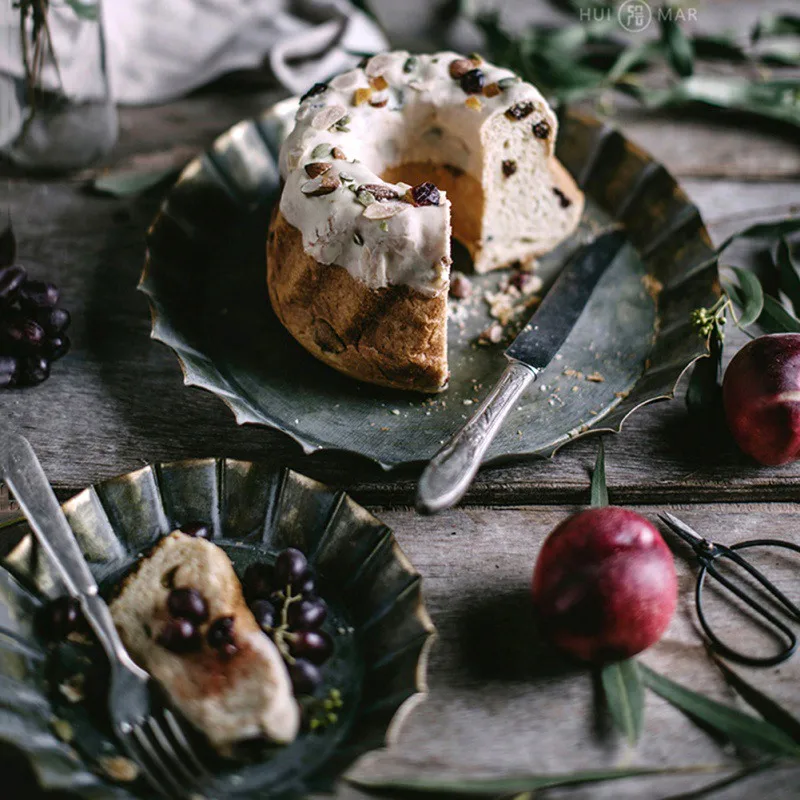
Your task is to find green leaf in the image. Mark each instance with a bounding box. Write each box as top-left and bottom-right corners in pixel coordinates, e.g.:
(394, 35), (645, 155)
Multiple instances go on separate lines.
(91, 167), (179, 197)
(758, 39), (800, 68)
(717, 217), (800, 253)
(607, 41), (662, 84)
(710, 654), (800, 744)
(347, 765), (718, 795)
(63, 0), (99, 21)
(601, 660), (645, 745)
(758, 295), (800, 334)
(775, 238), (800, 316)
(752, 14), (800, 43)
(590, 437), (608, 508)
(640, 664), (800, 758)
(722, 266), (763, 327)
(644, 77), (800, 129)
(660, 7), (694, 77)
(691, 34), (746, 63)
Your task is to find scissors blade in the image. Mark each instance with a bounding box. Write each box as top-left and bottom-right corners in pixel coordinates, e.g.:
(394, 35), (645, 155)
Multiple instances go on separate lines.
(658, 512), (709, 551)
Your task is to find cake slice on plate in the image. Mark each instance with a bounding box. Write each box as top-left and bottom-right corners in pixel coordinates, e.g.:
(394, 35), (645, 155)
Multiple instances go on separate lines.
(110, 532), (300, 754)
(268, 51), (583, 393)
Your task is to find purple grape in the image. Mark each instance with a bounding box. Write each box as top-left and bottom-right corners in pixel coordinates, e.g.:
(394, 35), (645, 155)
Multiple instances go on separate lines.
(243, 563), (273, 602)
(157, 619), (201, 653)
(34, 307), (70, 335)
(45, 335), (70, 361)
(179, 521), (211, 539)
(41, 596), (82, 640)
(18, 356), (50, 386)
(251, 599), (278, 632)
(0, 355), (17, 388)
(296, 569), (316, 596)
(460, 68), (485, 94)
(167, 588), (209, 623)
(3, 314), (45, 351)
(289, 630), (333, 665)
(207, 616), (235, 649)
(0, 265), (26, 303)
(275, 548), (308, 589)
(289, 659), (322, 695)
(287, 596), (327, 631)
(19, 279), (59, 309)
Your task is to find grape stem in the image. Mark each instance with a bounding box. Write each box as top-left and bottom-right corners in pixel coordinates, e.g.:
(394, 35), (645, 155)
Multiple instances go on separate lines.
(266, 582), (300, 664)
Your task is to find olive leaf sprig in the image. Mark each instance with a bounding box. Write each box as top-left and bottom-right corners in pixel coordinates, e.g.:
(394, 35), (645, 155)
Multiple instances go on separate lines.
(687, 218), (800, 417)
(473, 3), (800, 126)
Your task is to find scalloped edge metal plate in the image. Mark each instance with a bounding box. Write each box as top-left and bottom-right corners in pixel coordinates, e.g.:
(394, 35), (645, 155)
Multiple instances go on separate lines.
(0, 458), (435, 798)
(140, 100), (719, 470)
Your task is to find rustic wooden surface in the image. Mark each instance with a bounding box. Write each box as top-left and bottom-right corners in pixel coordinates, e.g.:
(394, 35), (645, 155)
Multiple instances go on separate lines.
(2, 0), (800, 796)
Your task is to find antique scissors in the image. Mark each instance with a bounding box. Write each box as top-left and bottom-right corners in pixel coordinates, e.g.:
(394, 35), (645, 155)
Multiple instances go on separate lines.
(659, 512), (800, 667)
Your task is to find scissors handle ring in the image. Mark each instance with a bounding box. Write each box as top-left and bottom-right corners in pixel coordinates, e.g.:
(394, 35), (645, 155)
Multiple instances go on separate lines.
(695, 539), (800, 667)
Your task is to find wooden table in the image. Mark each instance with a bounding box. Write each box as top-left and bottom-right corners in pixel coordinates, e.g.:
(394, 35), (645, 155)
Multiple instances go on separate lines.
(2, 0), (800, 796)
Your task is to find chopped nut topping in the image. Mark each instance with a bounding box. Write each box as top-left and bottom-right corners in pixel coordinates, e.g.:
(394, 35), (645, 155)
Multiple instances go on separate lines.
(465, 95), (482, 110)
(304, 161), (332, 178)
(498, 76), (520, 90)
(356, 189), (376, 206)
(506, 101), (535, 120)
(369, 74), (388, 91)
(311, 142), (332, 158)
(353, 87), (373, 106)
(369, 94), (389, 108)
(363, 200), (408, 220)
(502, 159), (517, 177)
(553, 186), (572, 208)
(448, 58), (475, 79)
(357, 183), (398, 201)
(468, 51), (483, 63)
(365, 53), (394, 78)
(311, 105), (347, 130)
(533, 120), (552, 139)
(301, 174), (341, 196)
(331, 146), (347, 160)
(353, 231), (364, 246)
(483, 82), (502, 98)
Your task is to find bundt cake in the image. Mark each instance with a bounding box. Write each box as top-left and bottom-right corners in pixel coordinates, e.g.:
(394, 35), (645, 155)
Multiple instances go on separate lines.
(268, 51), (584, 393)
(110, 532), (300, 754)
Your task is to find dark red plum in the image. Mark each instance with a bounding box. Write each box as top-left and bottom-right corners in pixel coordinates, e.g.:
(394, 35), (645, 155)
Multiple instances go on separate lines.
(531, 507), (677, 663)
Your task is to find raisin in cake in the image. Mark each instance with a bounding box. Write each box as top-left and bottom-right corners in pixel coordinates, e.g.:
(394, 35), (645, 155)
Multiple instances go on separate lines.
(268, 51), (584, 393)
(110, 532), (300, 754)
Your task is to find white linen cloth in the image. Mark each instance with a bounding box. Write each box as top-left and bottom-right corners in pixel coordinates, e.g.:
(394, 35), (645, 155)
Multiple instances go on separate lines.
(0, 0), (389, 105)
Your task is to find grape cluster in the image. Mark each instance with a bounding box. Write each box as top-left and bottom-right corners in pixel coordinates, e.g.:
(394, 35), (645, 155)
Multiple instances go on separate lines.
(0, 226), (70, 388)
(243, 548), (334, 696)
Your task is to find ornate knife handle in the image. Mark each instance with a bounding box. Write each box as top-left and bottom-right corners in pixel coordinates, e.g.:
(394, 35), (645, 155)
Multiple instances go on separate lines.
(1, 432), (146, 676)
(416, 361), (537, 514)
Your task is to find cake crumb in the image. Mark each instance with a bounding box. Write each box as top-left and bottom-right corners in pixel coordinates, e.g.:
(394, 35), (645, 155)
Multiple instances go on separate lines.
(59, 674), (85, 704)
(586, 372), (605, 383)
(99, 756), (140, 783)
(51, 718), (74, 743)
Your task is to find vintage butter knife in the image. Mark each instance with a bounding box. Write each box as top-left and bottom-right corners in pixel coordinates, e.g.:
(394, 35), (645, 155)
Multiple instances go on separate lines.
(416, 229), (627, 515)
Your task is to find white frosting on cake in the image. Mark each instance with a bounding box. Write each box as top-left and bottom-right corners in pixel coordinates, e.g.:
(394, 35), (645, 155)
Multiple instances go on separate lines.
(278, 51), (558, 296)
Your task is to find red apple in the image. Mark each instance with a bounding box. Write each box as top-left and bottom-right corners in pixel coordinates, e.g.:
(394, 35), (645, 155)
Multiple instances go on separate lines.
(723, 333), (800, 466)
(531, 507), (677, 663)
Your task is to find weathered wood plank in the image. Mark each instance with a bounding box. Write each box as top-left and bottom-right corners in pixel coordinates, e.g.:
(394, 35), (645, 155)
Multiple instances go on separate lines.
(0, 175), (798, 504)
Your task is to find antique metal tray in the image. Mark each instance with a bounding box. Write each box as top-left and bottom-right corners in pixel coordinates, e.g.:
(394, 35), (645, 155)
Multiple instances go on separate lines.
(0, 458), (434, 798)
(140, 99), (719, 468)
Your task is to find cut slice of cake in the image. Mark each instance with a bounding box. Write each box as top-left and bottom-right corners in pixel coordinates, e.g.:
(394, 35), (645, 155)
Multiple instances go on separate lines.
(110, 532), (300, 754)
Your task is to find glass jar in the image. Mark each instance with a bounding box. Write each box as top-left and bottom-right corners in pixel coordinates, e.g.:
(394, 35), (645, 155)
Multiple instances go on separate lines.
(0, 0), (118, 172)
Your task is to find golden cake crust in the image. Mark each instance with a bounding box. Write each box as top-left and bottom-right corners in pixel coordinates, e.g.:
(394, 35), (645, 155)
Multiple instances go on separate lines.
(267, 208), (449, 393)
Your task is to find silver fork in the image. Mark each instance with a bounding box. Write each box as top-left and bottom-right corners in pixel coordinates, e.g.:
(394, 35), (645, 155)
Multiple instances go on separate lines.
(0, 432), (210, 799)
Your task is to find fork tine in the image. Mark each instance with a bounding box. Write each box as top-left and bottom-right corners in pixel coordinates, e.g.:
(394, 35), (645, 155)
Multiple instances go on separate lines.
(162, 708), (212, 778)
(131, 722), (189, 798)
(116, 728), (175, 800)
(147, 714), (203, 788)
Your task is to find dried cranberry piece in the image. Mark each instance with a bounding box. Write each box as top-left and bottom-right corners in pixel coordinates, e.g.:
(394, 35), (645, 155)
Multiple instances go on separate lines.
(460, 68), (485, 94)
(505, 101), (534, 121)
(553, 187), (572, 208)
(410, 182), (440, 207)
(167, 588), (209, 624)
(157, 619), (201, 653)
(533, 120), (551, 139)
(502, 159), (517, 177)
(207, 616), (236, 649)
(300, 82), (328, 103)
